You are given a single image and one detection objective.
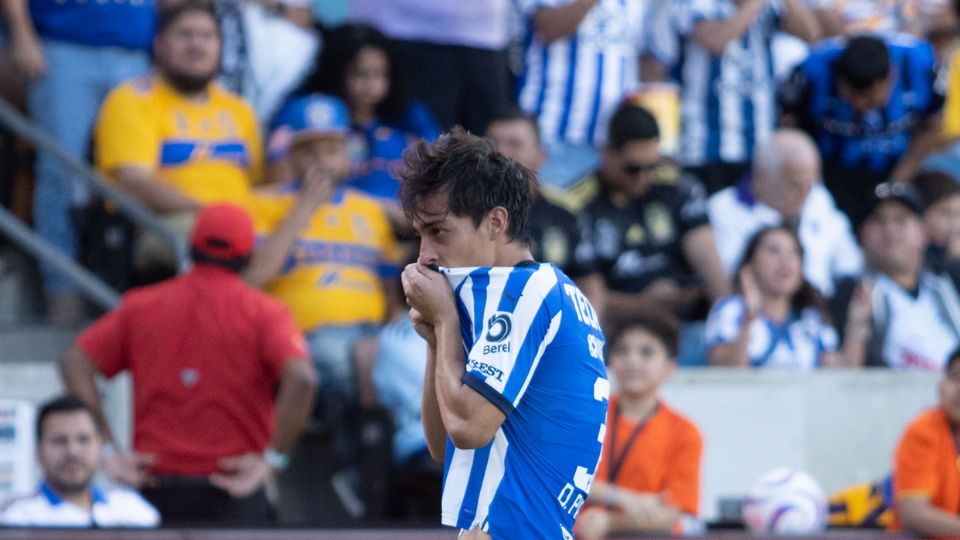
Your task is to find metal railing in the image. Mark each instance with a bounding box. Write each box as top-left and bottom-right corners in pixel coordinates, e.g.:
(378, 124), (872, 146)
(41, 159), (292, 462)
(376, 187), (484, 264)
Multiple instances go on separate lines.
(0, 97), (189, 311)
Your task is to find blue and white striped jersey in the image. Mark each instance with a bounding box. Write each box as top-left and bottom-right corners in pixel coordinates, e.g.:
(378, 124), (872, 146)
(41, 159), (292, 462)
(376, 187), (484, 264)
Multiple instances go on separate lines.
(665, 0), (783, 166)
(516, 0), (649, 147)
(439, 261), (608, 539)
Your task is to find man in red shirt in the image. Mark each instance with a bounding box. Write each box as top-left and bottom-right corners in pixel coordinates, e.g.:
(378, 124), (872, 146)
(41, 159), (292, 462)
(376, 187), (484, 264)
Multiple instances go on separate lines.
(60, 203), (317, 527)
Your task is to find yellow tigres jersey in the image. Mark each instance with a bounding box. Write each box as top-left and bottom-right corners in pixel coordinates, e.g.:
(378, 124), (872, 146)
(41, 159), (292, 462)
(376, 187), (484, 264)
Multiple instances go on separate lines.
(94, 73), (263, 208)
(252, 184), (400, 331)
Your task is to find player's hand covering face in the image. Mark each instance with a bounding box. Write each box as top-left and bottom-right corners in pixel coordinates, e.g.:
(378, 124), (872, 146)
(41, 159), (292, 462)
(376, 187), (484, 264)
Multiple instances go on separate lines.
(401, 263), (458, 344)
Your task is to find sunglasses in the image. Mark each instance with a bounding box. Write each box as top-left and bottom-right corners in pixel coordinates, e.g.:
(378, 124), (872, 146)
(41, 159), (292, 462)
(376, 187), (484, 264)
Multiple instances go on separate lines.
(622, 161), (659, 176)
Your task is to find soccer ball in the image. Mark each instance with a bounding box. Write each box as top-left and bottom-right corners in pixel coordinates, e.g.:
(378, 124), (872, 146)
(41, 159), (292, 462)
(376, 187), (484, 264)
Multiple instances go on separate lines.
(742, 467), (828, 535)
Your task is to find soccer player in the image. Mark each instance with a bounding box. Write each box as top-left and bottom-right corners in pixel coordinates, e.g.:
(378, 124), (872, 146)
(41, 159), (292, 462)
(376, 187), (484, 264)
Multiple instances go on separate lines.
(399, 130), (609, 539)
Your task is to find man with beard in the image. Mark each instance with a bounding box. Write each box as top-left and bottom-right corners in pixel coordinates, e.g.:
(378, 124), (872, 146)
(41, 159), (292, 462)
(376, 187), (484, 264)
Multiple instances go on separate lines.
(93, 1), (263, 274)
(0, 396), (159, 527)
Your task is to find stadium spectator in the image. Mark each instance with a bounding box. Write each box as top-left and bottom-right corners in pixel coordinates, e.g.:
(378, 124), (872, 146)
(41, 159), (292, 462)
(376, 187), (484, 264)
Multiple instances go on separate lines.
(706, 226), (858, 368)
(515, 0), (651, 187)
(914, 170), (960, 279)
(659, 0), (819, 194)
(0, 396), (160, 528)
(484, 108), (604, 314)
(348, 0), (513, 136)
(579, 102), (728, 331)
(576, 315), (703, 538)
(270, 24), (439, 225)
(60, 203), (317, 527)
(708, 129), (862, 297)
(398, 130), (608, 538)
(831, 182), (960, 370)
(1, 0), (155, 320)
(890, 345), (960, 537)
(779, 34), (942, 227)
(810, 0), (949, 38)
(93, 1), (263, 273)
(246, 94), (401, 516)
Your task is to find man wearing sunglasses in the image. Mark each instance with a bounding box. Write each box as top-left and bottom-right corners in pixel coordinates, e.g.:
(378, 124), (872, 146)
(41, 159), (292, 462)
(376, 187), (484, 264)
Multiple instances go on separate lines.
(577, 102), (729, 359)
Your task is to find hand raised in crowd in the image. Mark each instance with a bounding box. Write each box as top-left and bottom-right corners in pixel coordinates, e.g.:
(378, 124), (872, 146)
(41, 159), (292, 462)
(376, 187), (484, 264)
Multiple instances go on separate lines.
(102, 447), (156, 488)
(297, 161), (338, 209)
(845, 278), (874, 340)
(739, 267), (763, 318)
(209, 452), (273, 498)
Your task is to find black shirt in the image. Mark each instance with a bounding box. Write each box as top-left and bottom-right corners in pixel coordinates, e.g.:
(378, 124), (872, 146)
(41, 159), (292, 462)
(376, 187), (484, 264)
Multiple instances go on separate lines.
(528, 195), (597, 280)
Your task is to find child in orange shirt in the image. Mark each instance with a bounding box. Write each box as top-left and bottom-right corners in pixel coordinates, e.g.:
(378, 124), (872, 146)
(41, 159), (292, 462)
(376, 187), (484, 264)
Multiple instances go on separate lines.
(577, 314), (704, 538)
(891, 346), (960, 537)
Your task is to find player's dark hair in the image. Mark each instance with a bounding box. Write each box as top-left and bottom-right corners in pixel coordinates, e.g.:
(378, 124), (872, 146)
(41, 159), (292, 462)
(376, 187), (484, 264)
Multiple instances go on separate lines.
(834, 35), (891, 90)
(607, 101), (660, 150)
(487, 106), (542, 146)
(36, 396), (95, 441)
(735, 226), (831, 322)
(400, 128), (533, 246)
(912, 170), (960, 210)
(294, 24), (411, 127)
(605, 313), (680, 359)
(156, 1), (219, 37)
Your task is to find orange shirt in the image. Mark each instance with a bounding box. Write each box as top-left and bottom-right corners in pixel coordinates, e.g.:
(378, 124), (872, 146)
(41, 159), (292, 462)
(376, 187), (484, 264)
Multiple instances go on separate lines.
(595, 396), (703, 517)
(891, 407), (960, 531)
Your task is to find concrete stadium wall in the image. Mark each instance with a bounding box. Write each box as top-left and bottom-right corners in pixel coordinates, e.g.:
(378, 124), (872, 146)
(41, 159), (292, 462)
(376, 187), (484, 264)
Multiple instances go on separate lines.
(1, 356), (939, 522)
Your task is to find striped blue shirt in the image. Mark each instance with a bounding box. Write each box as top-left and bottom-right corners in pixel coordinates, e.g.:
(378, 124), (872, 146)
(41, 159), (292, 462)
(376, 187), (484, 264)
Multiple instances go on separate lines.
(440, 262), (608, 539)
(517, 0), (649, 147)
(666, 0), (783, 166)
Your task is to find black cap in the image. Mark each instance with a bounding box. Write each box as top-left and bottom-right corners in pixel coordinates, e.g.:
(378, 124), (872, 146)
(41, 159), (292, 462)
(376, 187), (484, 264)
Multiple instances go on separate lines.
(864, 182), (925, 219)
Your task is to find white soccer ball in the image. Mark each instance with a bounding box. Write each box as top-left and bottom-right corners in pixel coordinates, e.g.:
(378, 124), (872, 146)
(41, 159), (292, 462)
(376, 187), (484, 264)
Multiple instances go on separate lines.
(742, 467), (828, 535)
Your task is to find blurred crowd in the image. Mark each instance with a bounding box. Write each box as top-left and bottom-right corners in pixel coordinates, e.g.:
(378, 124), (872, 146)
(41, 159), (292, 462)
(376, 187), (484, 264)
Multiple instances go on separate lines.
(3, 0), (960, 536)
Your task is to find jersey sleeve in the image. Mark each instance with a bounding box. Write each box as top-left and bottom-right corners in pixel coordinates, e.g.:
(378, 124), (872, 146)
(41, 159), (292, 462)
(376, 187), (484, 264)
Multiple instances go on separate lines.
(75, 301), (133, 378)
(893, 414), (941, 501)
(666, 419), (703, 516)
(777, 64), (813, 119)
(461, 267), (563, 415)
(705, 296), (746, 347)
(94, 86), (159, 174)
(674, 176), (710, 237)
(258, 300), (309, 382)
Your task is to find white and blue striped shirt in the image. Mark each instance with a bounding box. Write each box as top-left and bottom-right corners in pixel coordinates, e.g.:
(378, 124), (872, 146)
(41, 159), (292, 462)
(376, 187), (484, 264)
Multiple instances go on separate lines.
(439, 262), (608, 539)
(665, 0), (783, 166)
(0, 482), (160, 528)
(517, 0), (649, 147)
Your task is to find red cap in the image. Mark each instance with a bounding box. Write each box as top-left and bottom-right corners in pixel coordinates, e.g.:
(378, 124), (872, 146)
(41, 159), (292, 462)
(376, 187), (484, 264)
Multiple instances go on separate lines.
(190, 203), (255, 259)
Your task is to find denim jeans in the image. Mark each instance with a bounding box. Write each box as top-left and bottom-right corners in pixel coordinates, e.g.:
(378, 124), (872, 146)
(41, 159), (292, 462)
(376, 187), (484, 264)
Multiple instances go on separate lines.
(28, 38), (148, 294)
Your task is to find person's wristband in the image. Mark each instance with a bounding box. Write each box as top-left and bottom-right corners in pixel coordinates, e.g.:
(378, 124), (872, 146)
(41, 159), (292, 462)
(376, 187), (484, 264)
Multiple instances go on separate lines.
(263, 448), (290, 471)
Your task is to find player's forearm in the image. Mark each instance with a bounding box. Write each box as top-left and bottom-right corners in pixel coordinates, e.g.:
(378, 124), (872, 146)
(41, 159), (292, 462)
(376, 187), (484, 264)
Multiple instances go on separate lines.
(692, 0), (765, 55)
(890, 122), (943, 183)
(421, 346), (447, 462)
(60, 347), (117, 444)
(270, 359), (316, 455)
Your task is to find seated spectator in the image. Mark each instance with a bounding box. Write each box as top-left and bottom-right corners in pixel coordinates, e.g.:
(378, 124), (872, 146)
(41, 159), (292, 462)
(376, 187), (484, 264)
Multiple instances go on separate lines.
(61, 204), (316, 527)
(246, 94), (401, 516)
(660, 0), (819, 194)
(484, 108), (604, 314)
(2, 0), (155, 320)
(706, 226), (857, 368)
(270, 23), (439, 221)
(94, 2), (263, 272)
(779, 34), (942, 227)
(576, 314), (703, 538)
(578, 102), (729, 327)
(890, 346), (960, 537)
(708, 129), (862, 296)
(515, 0), (652, 187)
(914, 170), (960, 277)
(832, 182), (960, 370)
(0, 396), (159, 528)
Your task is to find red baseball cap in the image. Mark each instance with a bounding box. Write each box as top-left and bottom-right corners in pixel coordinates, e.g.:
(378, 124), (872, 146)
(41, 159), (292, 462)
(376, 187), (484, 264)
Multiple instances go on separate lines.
(191, 203), (255, 260)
